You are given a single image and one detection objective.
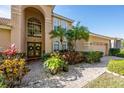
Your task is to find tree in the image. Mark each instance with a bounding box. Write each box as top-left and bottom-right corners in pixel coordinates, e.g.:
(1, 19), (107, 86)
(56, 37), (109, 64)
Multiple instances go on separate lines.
(65, 29), (75, 51)
(66, 22), (89, 51)
(50, 26), (66, 51)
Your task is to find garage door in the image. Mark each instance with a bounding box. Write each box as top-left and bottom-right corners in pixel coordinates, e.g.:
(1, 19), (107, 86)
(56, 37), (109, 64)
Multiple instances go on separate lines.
(90, 42), (108, 55)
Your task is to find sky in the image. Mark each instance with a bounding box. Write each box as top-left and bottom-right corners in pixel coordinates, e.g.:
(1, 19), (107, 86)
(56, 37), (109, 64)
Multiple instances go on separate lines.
(0, 5), (124, 38)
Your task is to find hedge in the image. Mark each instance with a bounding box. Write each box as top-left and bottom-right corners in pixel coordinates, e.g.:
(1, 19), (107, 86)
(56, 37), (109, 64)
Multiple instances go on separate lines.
(82, 51), (103, 64)
(109, 48), (120, 56)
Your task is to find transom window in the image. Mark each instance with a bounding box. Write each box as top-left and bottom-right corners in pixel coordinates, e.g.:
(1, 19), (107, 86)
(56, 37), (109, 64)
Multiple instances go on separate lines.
(27, 17), (41, 37)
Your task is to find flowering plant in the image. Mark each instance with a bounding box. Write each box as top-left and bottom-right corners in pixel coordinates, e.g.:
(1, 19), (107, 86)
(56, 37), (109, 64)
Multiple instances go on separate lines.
(0, 44), (29, 87)
(2, 44), (17, 56)
(1, 44), (17, 59)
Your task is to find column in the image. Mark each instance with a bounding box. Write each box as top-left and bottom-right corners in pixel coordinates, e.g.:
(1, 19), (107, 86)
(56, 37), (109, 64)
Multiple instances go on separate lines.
(44, 17), (52, 53)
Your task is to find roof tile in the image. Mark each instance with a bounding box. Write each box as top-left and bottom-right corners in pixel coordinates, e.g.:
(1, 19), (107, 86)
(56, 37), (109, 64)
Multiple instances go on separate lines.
(0, 17), (11, 26)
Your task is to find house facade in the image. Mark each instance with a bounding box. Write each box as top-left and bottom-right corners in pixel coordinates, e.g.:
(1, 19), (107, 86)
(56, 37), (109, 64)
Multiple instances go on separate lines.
(0, 5), (114, 58)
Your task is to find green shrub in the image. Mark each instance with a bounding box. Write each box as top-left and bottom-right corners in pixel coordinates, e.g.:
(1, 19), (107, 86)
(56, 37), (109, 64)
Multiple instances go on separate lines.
(0, 74), (6, 88)
(0, 59), (30, 87)
(107, 59), (124, 75)
(116, 52), (124, 58)
(43, 53), (68, 75)
(97, 51), (104, 58)
(0, 52), (25, 61)
(60, 51), (84, 65)
(109, 48), (120, 56)
(42, 53), (51, 61)
(85, 51), (98, 63)
(83, 51), (103, 63)
(0, 54), (3, 64)
(116, 49), (124, 58)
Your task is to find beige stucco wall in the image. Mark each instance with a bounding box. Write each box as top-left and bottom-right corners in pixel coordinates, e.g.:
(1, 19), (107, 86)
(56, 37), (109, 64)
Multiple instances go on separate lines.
(0, 28), (11, 49)
(76, 35), (110, 55)
(11, 5), (53, 53)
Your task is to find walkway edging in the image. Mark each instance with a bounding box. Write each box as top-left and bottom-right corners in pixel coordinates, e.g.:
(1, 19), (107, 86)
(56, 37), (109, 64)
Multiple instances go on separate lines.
(105, 69), (124, 79)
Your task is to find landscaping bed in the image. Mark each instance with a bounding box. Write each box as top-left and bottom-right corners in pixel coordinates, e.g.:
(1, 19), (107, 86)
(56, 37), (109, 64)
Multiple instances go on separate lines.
(19, 56), (111, 88)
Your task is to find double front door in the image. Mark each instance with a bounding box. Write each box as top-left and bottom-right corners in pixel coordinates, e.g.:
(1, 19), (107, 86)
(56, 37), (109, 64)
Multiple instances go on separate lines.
(27, 42), (41, 58)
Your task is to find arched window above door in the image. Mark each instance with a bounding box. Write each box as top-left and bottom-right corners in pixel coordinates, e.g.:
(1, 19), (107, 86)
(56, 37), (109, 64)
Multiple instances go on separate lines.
(27, 17), (41, 37)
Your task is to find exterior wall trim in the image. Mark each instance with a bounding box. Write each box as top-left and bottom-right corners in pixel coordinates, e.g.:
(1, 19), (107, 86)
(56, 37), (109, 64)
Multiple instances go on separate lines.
(0, 25), (11, 30)
(90, 33), (113, 40)
(52, 13), (74, 23)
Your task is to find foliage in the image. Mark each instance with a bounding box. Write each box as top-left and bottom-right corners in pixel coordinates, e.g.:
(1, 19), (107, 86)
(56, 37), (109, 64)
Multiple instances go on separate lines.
(1, 44), (17, 59)
(0, 44), (25, 60)
(0, 59), (30, 87)
(107, 59), (124, 76)
(0, 54), (4, 64)
(109, 48), (124, 58)
(50, 26), (66, 50)
(66, 22), (89, 51)
(109, 48), (120, 56)
(122, 40), (124, 48)
(60, 51), (84, 65)
(0, 74), (6, 88)
(43, 52), (68, 75)
(116, 52), (124, 57)
(65, 30), (75, 51)
(42, 53), (51, 62)
(83, 51), (103, 64)
(116, 49), (124, 58)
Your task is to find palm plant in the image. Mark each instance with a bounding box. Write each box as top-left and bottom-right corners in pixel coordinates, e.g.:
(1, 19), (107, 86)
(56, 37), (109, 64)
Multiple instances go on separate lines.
(50, 26), (66, 51)
(66, 22), (89, 51)
(65, 29), (75, 51)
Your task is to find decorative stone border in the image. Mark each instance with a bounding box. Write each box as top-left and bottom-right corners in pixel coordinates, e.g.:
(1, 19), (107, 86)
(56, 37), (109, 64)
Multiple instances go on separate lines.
(106, 69), (124, 79)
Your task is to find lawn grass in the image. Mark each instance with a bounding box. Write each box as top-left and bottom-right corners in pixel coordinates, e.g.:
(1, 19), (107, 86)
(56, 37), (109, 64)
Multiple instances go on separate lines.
(84, 72), (124, 88)
(107, 59), (124, 75)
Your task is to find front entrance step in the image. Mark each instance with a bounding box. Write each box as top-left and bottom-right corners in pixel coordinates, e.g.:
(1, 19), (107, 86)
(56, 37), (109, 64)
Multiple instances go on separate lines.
(25, 57), (41, 63)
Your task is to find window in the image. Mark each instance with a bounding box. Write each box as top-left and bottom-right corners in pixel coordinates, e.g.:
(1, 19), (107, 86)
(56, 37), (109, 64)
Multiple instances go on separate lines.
(53, 41), (59, 51)
(27, 17), (41, 37)
(53, 18), (59, 31)
(63, 41), (67, 50)
(61, 20), (67, 30)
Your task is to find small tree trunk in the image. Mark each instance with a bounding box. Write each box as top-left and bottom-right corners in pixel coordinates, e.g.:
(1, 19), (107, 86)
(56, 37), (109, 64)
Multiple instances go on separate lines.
(74, 40), (76, 51)
(60, 38), (63, 51)
(61, 42), (63, 51)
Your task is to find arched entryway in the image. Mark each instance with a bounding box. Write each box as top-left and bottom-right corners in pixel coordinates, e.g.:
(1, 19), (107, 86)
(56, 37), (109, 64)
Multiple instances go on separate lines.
(24, 7), (45, 58)
(11, 5), (53, 56)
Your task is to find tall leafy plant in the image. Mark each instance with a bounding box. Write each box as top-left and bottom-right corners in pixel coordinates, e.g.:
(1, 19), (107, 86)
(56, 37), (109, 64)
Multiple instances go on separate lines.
(66, 22), (89, 51)
(65, 29), (75, 51)
(50, 26), (66, 51)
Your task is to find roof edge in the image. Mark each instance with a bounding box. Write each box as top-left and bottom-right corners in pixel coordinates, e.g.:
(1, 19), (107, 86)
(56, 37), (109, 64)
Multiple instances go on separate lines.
(90, 32), (113, 40)
(52, 13), (74, 23)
